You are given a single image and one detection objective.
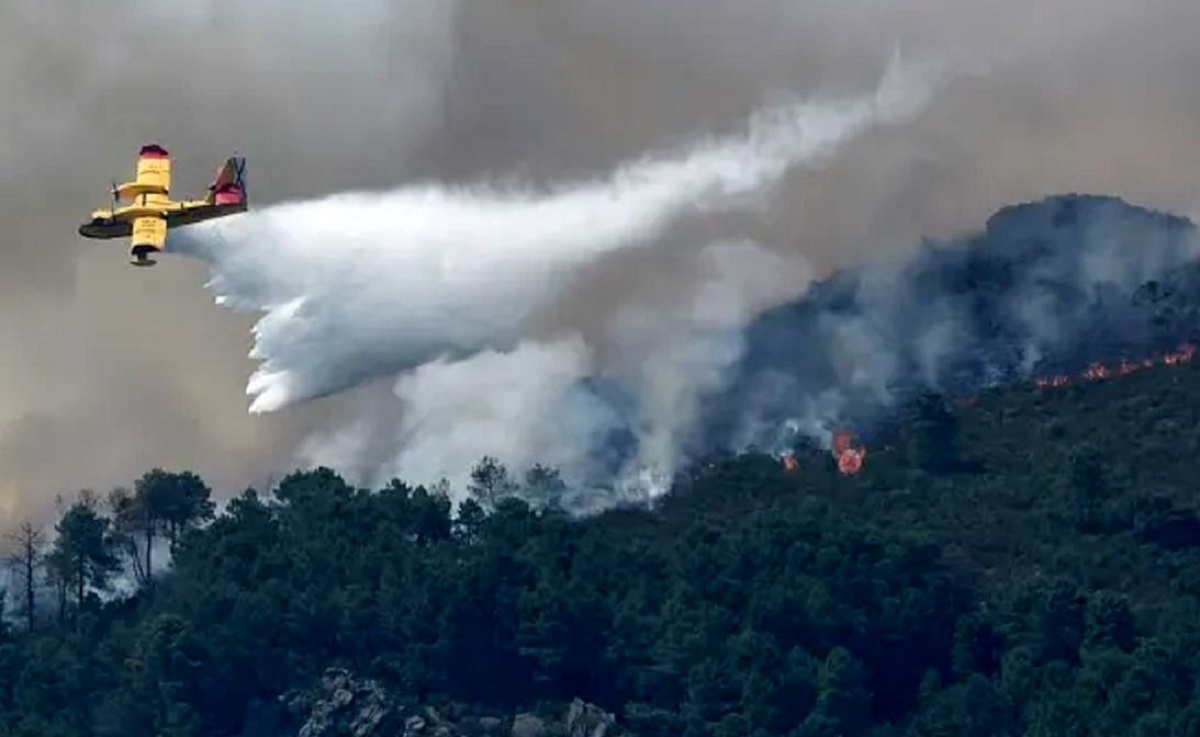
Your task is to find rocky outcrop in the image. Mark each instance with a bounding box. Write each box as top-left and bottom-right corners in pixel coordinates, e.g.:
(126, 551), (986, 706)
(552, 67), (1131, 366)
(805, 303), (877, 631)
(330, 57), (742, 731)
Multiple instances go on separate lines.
(283, 669), (404, 737)
(508, 700), (619, 737)
(283, 668), (633, 737)
(564, 699), (619, 737)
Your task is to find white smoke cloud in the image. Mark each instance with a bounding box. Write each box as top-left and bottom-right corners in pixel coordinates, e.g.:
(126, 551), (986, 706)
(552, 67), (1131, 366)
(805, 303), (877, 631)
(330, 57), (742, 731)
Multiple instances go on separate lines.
(354, 338), (601, 487)
(170, 54), (947, 499)
(293, 239), (815, 504)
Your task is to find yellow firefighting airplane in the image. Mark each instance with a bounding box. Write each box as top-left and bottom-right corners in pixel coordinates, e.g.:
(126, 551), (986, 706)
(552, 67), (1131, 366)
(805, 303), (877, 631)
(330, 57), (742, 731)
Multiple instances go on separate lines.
(78, 144), (247, 266)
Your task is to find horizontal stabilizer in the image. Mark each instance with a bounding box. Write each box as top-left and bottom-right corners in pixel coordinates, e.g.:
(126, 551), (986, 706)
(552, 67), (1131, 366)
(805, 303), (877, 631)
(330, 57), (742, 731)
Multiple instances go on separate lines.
(115, 181), (169, 201)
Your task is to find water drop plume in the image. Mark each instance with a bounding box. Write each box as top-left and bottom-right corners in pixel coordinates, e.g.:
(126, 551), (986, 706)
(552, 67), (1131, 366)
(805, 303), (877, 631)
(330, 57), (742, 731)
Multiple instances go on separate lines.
(174, 55), (946, 415)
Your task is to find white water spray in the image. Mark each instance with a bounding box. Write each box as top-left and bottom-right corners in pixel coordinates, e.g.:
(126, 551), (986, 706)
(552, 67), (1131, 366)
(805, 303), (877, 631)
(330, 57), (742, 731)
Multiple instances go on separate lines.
(173, 56), (945, 417)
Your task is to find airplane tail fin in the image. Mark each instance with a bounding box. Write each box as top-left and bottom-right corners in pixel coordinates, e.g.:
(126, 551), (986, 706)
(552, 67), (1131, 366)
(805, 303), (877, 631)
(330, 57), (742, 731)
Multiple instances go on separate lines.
(207, 156), (247, 207)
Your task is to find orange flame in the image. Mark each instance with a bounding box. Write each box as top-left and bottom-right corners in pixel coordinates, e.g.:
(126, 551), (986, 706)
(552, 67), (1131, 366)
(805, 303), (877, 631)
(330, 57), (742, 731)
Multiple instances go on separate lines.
(837, 446), (865, 475)
(1035, 343), (1194, 389)
(778, 431), (865, 476)
(833, 432), (865, 475)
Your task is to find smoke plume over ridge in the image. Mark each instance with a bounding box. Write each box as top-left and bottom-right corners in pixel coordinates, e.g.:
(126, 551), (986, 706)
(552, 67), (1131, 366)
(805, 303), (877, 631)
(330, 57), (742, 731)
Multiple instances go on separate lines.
(0, 0), (1199, 524)
(698, 195), (1200, 460)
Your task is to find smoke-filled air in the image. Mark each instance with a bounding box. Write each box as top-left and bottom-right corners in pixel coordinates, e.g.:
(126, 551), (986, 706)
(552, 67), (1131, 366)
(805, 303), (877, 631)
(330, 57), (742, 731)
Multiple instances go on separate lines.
(171, 56), (948, 500)
(2, 0), (1200, 523)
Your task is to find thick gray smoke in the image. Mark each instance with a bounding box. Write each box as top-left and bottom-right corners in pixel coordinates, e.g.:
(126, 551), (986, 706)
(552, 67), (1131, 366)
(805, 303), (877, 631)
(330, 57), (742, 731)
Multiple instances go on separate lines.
(698, 195), (1200, 458)
(1, 0), (1199, 527)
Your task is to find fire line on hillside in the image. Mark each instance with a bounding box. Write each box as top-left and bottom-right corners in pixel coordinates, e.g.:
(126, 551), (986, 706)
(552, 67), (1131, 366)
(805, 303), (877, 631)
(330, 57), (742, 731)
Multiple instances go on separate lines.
(778, 343), (1197, 477)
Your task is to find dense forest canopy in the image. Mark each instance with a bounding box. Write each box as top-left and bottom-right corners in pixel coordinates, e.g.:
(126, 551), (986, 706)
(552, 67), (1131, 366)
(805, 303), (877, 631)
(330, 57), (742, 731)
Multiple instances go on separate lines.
(2, 352), (1200, 736)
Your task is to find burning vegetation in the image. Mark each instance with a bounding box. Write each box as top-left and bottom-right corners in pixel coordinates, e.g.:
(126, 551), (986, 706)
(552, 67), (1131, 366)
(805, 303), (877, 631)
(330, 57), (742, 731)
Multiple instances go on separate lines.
(1035, 343), (1196, 388)
(780, 342), (1197, 476)
(779, 429), (866, 477)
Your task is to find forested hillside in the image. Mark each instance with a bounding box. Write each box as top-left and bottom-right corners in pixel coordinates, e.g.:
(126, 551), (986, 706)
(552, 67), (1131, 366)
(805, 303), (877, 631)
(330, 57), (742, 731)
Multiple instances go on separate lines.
(3, 353), (1200, 736)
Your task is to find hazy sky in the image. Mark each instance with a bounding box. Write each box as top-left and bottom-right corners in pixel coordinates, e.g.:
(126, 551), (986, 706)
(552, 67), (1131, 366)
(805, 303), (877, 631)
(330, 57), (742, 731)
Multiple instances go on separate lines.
(0, 0), (1197, 530)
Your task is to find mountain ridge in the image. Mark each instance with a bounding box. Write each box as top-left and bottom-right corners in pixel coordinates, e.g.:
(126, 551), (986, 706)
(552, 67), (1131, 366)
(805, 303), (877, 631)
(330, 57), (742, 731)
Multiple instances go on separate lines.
(695, 192), (1200, 456)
